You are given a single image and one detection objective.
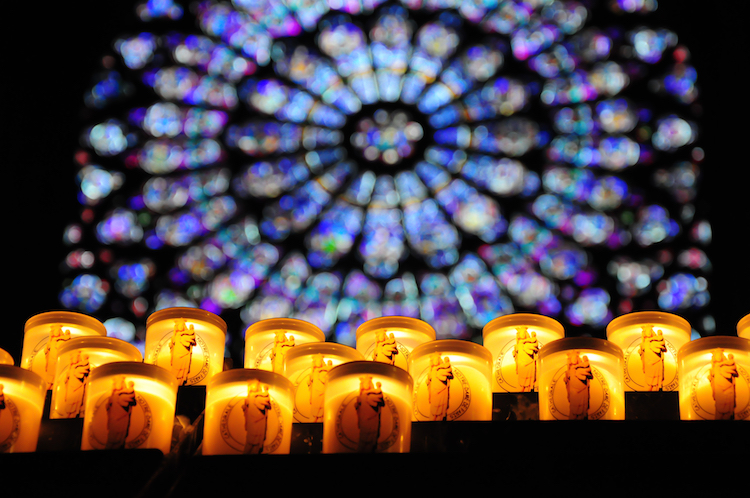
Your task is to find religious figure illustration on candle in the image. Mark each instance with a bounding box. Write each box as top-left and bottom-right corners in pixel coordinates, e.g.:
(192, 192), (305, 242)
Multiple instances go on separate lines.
(43, 325), (71, 388)
(564, 351), (593, 420)
(308, 354), (333, 423)
(169, 319), (197, 385)
(427, 353), (453, 421)
(639, 325), (667, 391)
(354, 375), (384, 452)
(242, 379), (271, 454)
(373, 331), (398, 365)
(513, 327), (539, 392)
(105, 375), (136, 449)
(269, 331), (295, 373)
(708, 348), (739, 420)
(61, 351), (91, 418)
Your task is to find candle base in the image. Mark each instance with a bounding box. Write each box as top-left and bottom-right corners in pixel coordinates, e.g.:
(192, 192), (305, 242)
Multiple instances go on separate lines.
(37, 418), (84, 451)
(625, 392), (679, 420)
(491, 392), (540, 421)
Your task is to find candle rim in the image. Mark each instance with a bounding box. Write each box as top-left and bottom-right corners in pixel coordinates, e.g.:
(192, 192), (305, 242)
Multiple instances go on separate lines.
(538, 336), (624, 362)
(147, 307), (227, 334)
(0, 364), (47, 394)
(606, 311), (691, 339)
(88, 361), (179, 392)
(355, 316), (436, 341)
(737, 313), (750, 337)
(482, 313), (565, 338)
(56, 336), (143, 362)
(282, 342), (364, 365)
(24, 310), (107, 336)
(327, 360), (414, 391)
(677, 335), (750, 362)
(244, 317), (325, 341)
(207, 367), (294, 394)
(408, 339), (493, 366)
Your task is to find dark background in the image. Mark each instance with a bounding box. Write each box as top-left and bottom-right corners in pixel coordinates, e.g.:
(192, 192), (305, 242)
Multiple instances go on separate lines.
(2, 0), (748, 360)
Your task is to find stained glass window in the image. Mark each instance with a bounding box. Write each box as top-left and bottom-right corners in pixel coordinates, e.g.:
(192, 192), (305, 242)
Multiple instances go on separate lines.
(59, 0), (712, 361)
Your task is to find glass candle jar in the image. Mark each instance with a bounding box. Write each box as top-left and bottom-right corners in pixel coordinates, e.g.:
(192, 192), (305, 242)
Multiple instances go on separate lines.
(0, 348), (13, 366)
(50, 337), (143, 419)
(281, 343), (364, 423)
(203, 369), (294, 455)
(355, 316), (435, 370)
(738, 314), (750, 340)
(145, 307), (227, 386)
(81, 362), (178, 453)
(0, 365), (46, 453)
(482, 313), (565, 393)
(22, 311), (107, 389)
(408, 340), (493, 421)
(538, 337), (625, 421)
(244, 318), (325, 372)
(677, 336), (750, 421)
(323, 361), (413, 454)
(606, 311), (692, 392)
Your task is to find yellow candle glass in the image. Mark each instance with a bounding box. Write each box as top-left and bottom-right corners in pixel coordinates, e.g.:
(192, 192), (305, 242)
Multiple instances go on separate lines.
(408, 340), (493, 421)
(677, 336), (750, 421)
(482, 313), (565, 393)
(0, 365), (46, 453)
(355, 316), (435, 370)
(281, 343), (364, 423)
(244, 318), (325, 372)
(22, 311), (107, 389)
(606, 311), (691, 392)
(538, 337), (625, 421)
(145, 307), (227, 386)
(0, 348), (14, 366)
(203, 369), (294, 455)
(738, 314), (750, 340)
(323, 361), (413, 454)
(81, 362), (178, 453)
(50, 337), (143, 419)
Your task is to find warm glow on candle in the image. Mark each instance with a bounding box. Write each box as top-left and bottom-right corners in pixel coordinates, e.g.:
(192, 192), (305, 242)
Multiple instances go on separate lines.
(355, 316), (435, 370)
(483, 314), (565, 393)
(203, 369), (294, 455)
(408, 340), (493, 421)
(0, 348), (13, 366)
(50, 337), (143, 419)
(281, 343), (364, 423)
(0, 366), (46, 453)
(738, 314), (750, 340)
(81, 362), (178, 453)
(677, 336), (750, 420)
(145, 308), (227, 386)
(22, 311), (107, 389)
(323, 361), (413, 454)
(607, 311), (691, 392)
(244, 318), (325, 371)
(538, 338), (625, 420)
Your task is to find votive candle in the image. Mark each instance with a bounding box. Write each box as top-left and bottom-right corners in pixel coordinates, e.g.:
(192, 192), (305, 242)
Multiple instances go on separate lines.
(244, 318), (325, 372)
(0, 365), (46, 453)
(356, 316), (435, 370)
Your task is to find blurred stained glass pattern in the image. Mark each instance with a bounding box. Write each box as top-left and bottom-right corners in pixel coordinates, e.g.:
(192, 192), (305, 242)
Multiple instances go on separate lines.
(61, 0), (711, 359)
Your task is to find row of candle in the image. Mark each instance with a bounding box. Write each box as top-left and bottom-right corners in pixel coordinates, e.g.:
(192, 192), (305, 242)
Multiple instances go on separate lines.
(1, 310), (748, 455)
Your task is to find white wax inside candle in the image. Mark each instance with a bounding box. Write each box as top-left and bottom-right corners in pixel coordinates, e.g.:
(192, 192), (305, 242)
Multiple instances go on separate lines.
(203, 382), (292, 455)
(539, 350), (624, 421)
(145, 319), (225, 386)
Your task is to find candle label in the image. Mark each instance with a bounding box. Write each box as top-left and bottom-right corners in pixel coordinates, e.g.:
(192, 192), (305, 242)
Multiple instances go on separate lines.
(364, 334), (411, 370)
(219, 380), (284, 454)
(493, 328), (544, 392)
(688, 349), (750, 420)
(253, 331), (296, 372)
(0, 389), (20, 453)
(413, 355), (471, 421)
(621, 325), (679, 391)
(52, 351), (92, 418)
(547, 352), (611, 420)
(88, 376), (152, 450)
(27, 324), (72, 388)
(150, 320), (210, 385)
(335, 375), (400, 452)
(291, 354), (334, 423)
